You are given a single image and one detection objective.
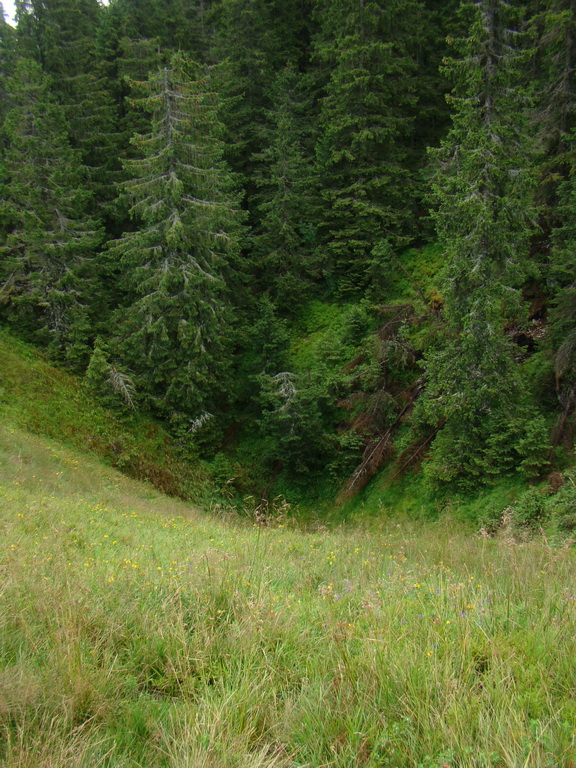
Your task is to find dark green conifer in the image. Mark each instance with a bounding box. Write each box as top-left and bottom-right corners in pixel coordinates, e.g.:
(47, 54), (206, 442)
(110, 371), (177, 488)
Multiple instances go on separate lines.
(313, 0), (422, 295)
(416, 0), (547, 488)
(532, 0), (575, 169)
(115, 0), (210, 57)
(208, 0), (313, 201)
(16, 0), (121, 217)
(0, 3), (15, 111)
(251, 66), (319, 311)
(548, 133), (576, 446)
(1, 58), (102, 361)
(116, 36), (164, 149)
(208, 0), (277, 186)
(529, 0), (576, 446)
(108, 53), (244, 431)
(0, 4), (16, 241)
(528, 0), (576, 248)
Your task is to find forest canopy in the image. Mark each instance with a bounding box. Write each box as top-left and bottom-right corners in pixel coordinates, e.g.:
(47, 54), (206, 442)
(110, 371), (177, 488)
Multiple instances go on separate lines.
(0, 0), (574, 505)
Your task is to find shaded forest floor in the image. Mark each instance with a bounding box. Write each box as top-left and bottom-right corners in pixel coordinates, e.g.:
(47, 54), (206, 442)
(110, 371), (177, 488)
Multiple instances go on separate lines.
(1, 422), (576, 767)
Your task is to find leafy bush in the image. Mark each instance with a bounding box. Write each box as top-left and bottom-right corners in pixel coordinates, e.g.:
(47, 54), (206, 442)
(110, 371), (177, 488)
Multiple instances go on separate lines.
(511, 487), (549, 530)
(548, 474), (576, 533)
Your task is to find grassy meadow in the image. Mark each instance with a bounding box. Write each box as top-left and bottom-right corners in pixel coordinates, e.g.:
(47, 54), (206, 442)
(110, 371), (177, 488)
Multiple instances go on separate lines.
(1, 423), (576, 767)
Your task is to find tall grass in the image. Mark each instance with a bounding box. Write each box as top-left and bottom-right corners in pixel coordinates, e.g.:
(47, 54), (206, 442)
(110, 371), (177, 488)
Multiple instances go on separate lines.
(1, 424), (575, 767)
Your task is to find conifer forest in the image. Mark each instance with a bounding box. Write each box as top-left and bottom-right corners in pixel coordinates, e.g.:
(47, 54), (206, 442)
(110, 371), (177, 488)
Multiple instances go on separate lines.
(1, 0), (575, 509)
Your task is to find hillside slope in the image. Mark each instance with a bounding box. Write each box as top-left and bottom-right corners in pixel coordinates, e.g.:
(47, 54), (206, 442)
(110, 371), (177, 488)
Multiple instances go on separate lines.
(0, 329), (208, 499)
(1, 421), (576, 766)
(0, 324), (572, 531)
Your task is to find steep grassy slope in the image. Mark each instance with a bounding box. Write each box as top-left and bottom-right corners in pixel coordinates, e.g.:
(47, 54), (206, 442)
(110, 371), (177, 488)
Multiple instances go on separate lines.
(0, 329), (208, 499)
(2, 421), (576, 767)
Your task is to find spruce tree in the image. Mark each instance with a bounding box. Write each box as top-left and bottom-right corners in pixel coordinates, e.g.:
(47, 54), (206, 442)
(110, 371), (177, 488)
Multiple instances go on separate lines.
(208, 0), (278, 188)
(1, 57), (101, 361)
(528, 0), (576, 244)
(548, 135), (576, 446)
(251, 66), (319, 311)
(16, 0), (121, 218)
(208, 0), (312, 203)
(108, 53), (244, 431)
(117, 36), (164, 149)
(313, 0), (422, 295)
(532, 0), (575, 170)
(416, 0), (546, 488)
(114, 0), (210, 57)
(0, 4), (16, 242)
(410, 0), (460, 181)
(0, 3), (15, 113)
(530, 0), (576, 445)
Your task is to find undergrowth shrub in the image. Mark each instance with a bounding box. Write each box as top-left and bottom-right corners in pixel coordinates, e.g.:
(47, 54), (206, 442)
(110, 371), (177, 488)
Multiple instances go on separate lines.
(511, 487), (549, 531)
(479, 472), (576, 538)
(548, 474), (576, 532)
(420, 409), (550, 495)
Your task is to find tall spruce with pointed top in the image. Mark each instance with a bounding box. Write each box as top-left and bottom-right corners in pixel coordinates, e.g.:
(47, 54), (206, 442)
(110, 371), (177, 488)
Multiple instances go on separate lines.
(108, 53), (243, 431)
(416, 0), (547, 488)
(1, 57), (102, 361)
